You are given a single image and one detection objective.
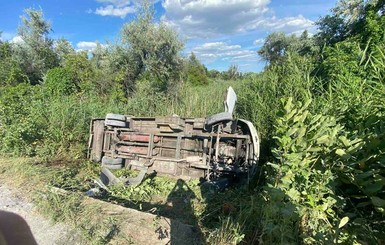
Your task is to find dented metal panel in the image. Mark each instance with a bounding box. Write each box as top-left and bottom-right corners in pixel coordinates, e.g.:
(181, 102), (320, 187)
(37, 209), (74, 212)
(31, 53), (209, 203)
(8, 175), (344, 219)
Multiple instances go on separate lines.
(88, 87), (260, 184)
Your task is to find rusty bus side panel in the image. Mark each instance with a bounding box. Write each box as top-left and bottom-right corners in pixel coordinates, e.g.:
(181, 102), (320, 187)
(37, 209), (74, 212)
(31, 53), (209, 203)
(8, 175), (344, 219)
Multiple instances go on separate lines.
(88, 119), (105, 162)
(89, 115), (259, 181)
(88, 87), (260, 184)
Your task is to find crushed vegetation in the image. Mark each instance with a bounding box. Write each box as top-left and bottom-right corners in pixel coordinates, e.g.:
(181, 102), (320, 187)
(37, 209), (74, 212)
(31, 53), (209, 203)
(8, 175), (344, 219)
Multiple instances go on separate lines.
(0, 157), (261, 244)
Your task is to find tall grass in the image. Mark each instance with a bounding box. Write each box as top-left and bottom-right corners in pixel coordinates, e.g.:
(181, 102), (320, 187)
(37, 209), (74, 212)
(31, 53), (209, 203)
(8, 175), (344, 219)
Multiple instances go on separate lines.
(199, 41), (385, 244)
(0, 80), (239, 158)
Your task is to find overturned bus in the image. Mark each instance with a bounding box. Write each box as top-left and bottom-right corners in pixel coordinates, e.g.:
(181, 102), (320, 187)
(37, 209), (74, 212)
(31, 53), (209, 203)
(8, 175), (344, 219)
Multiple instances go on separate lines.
(88, 87), (260, 185)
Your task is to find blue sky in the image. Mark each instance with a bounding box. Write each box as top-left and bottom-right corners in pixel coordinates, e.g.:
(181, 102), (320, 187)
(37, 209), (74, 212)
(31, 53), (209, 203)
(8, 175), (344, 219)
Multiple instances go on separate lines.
(0, 0), (337, 72)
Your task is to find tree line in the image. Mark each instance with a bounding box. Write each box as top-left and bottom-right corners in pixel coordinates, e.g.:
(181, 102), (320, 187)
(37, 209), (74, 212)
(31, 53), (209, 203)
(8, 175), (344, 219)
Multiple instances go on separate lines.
(0, 4), (244, 99)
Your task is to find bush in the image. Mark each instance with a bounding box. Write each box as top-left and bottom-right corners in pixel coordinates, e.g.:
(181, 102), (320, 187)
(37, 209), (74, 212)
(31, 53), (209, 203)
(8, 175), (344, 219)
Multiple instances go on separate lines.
(0, 83), (43, 155)
(0, 42), (29, 86)
(262, 98), (362, 244)
(63, 52), (94, 93)
(44, 67), (75, 96)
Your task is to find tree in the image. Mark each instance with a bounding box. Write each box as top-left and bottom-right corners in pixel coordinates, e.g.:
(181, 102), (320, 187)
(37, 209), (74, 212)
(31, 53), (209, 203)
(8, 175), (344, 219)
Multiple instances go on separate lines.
(224, 64), (240, 80)
(353, 1), (385, 46)
(0, 41), (29, 86)
(13, 8), (58, 84)
(297, 30), (318, 56)
(207, 69), (221, 79)
(315, 0), (385, 46)
(90, 43), (126, 99)
(316, 13), (351, 46)
(43, 51), (95, 95)
(63, 52), (94, 92)
(91, 42), (108, 69)
(258, 32), (289, 64)
(315, 0), (365, 46)
(314, 0), (384, 86)
(54, 38), (75, 65)
(258, 31), (317, 64)
(105, 44), (141, 96)
(120, 1), (184, 93)
(185, 52), (208, 85)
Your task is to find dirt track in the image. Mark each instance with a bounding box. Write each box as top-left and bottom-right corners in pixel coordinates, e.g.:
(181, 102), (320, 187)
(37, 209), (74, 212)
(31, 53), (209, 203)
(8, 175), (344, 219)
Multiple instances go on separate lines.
(0, 184), (82, 245)
(0, 183), (202, 245)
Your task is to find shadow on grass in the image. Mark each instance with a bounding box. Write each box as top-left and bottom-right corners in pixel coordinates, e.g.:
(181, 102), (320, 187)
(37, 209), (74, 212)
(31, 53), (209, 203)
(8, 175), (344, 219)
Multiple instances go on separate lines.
(91, 170), (286, 244)
(95, 173), (205, 244)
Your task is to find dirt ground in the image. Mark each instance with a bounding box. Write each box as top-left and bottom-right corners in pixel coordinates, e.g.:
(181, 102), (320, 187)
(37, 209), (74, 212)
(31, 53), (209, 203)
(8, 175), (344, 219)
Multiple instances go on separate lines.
(0, 183), (83, 245)
(0, 182), (202, 245)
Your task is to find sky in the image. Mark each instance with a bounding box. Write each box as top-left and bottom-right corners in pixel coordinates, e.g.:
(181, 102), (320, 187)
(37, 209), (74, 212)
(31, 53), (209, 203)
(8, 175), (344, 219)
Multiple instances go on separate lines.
(0, 0), (337, 72)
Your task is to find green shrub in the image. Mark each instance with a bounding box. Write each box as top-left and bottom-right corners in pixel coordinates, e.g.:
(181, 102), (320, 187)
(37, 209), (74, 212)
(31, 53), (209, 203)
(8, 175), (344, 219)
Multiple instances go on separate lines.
(63, 52), (94, 93)
(0, 42), (29, 86)
(44, 67), (75, 96)
(185, 52), (209, 86)
(0, 83), (44, 155)
(262, 98), (362, 244)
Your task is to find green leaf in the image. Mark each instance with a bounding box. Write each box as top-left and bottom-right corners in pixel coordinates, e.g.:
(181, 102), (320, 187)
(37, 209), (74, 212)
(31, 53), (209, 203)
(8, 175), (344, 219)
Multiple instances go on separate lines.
(293, 115), (301, 123)
(299, 111), (309, 123)
(339, 136), (351, 147)
(287, 127), (299, 137)
(316, 135), (329, 144)
(371, 196), (385, 207)
(338, 216), (349, 229)
(355, 171), (375, 180)
(287, 188), (301, 202)
(267, 162), (280, 169)
(308, 147), (322, 152)
(308, 114), (322, 127)
(297, 127), (306, 139)
(285, 108), (297, 121)
(364, 182), (383, 195)
(356, 201), (371, 208)
(284, 97), (293, 113)
(303, 99), (312, 110)
(335, 149), (346, 156)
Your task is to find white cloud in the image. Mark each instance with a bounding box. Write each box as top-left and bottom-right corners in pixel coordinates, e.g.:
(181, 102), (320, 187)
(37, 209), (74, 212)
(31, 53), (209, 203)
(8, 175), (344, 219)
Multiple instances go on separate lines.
(191, 41), (258, 63)
(247, 15), (314, 33)
(92, 0), (160, 18)
(195, 42), (241, 51)
(76, 41), (107, 51)
(96, 0), (131, 7)
(95, 0), (159, 7)
(95, 5), (136, 18)
(77, 41), (97, 50)
(253, 38), (264, 46)
(0, 32), (14, 41)
(0, 33), (24, 44)
(11, 36), (24, 44)
(162, 0), (314, 38)
(92, 0), (136, 18)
